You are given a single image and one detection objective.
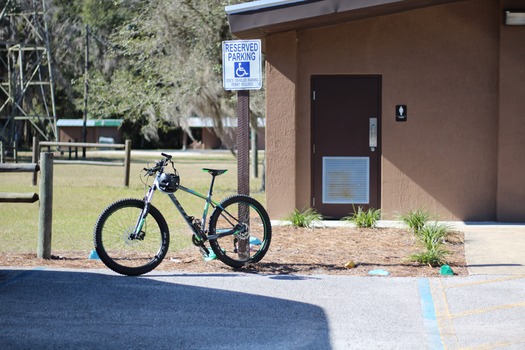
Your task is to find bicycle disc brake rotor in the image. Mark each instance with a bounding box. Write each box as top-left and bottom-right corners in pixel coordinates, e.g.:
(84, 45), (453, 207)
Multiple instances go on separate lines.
(235, 223), (250, 239)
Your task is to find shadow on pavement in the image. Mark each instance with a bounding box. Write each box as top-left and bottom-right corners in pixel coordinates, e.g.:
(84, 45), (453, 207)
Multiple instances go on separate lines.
(0, 268), (331, 349)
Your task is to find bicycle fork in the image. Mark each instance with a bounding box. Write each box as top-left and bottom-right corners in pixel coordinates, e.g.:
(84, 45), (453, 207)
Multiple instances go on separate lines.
(131, 186), (156, 240)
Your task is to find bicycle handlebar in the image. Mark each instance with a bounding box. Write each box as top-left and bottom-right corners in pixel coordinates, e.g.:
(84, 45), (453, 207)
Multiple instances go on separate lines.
(143, 153), (173, 176)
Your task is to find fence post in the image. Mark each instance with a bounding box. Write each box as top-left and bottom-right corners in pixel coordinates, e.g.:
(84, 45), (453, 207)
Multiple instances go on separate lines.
(13, 141), (18, 163)
(32, 137), (38, 186)
(38, 152), (53, 259)
(124, 139), (131, 187)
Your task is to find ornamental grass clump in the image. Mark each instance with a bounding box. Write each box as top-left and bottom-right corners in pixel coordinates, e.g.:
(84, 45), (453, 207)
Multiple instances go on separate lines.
(408, 221), (451, 267)
(285, 208), (323, 228)
(399, 208), (432, 234)
(415, 222), (450, 250)
(343, 206), (381, 228)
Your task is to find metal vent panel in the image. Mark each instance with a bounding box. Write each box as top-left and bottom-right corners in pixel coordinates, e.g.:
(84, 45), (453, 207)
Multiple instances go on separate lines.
(322, 157), (369, 204)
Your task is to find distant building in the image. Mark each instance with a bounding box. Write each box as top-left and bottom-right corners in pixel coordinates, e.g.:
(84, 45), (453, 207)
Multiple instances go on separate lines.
(57, 119), (123, 144)
(186, 117), (265, 150)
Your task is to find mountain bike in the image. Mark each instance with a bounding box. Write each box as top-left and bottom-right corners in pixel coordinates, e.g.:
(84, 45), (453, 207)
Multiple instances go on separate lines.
(93, 153), (272, 276)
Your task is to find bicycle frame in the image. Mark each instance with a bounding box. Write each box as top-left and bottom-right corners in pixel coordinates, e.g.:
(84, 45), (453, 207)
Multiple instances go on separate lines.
(166, 185), (218, 240)
(135, 171), (239, 244)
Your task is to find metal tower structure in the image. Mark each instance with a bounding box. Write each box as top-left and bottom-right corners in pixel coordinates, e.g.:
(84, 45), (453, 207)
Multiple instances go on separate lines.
(0, 0), (57, 153)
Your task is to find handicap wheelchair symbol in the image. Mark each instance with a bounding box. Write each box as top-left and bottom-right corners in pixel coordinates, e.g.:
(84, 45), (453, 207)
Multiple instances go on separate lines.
(235, 62), (250, 78)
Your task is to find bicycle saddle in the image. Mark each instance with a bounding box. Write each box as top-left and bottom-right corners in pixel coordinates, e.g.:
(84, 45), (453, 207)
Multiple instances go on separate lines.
(203, 168), (227, 176)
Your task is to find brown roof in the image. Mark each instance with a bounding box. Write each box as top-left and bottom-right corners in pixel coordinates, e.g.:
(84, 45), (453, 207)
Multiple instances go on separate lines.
(226, 0), (468, 39)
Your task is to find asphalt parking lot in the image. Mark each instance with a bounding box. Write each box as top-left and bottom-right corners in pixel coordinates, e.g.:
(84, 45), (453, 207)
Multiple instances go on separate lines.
(1, 267), (524, 349)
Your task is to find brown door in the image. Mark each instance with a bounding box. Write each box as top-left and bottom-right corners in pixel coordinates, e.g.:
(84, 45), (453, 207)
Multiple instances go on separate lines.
(311, 75), (381, 219)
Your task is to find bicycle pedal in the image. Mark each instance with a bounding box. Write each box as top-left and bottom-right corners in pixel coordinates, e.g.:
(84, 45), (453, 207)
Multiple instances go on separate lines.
(199, 246), (210, 257)
(202, 248), (218, 262)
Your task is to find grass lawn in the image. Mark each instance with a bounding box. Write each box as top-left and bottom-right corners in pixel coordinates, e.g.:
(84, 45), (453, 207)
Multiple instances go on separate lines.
(0, 150), (265, 257)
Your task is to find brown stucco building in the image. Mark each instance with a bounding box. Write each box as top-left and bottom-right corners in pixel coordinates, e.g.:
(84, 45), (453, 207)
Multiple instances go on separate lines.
(227, 0), (525, 221)
(57, 119), (123, 144)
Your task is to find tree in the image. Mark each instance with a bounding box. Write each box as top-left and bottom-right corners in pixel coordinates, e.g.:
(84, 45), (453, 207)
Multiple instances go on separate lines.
(85, 0), (264, 148)
(6, 0), (264, 148)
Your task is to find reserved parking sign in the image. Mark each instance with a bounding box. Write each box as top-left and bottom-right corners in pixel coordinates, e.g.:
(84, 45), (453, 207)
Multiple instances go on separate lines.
(222, 39), (262, 90)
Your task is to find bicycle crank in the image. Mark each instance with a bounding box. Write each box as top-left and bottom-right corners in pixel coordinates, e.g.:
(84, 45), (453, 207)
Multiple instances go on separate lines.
(192, 234), (211, 257)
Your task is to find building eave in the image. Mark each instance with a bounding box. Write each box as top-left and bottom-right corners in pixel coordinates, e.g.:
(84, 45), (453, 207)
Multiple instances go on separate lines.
(226, 0), (469, 40)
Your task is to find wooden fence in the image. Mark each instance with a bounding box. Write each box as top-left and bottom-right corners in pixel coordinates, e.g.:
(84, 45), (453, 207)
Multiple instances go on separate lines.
(36, 139), (132, 187)
(0, 152), (54, 259)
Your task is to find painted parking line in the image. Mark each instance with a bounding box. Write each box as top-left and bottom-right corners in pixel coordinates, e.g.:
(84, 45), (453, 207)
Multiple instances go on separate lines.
(430, 276), (525, 350)
(0, 266), (46, 288)
(418, 278), (445, 350)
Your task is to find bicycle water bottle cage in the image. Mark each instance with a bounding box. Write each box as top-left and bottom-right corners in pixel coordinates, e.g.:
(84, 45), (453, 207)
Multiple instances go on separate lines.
(156, 172), (180, 193)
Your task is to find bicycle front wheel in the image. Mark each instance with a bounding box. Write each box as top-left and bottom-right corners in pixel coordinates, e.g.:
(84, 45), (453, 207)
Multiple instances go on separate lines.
(93, 198), (169, 276)
(209, 195), (272, 268)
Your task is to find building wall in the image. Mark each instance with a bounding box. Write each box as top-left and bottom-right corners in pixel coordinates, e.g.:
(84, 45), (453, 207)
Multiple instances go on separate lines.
(265, 31), (299, 218)
(59, 127), (121, 144)
(266, 0), (509, 221)
(497, 0), (525, 221)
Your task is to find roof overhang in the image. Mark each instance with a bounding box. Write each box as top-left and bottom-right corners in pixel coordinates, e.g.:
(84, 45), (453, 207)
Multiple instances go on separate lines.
(226, 0), (469, 39)
(56, 119), (123, 127)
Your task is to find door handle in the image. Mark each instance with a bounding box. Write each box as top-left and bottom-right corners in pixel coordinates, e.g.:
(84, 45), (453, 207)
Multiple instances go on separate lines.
(369, 117), (377, 151)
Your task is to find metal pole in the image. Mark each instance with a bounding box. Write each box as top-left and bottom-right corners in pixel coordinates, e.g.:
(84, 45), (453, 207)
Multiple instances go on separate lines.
(42, 0), (58, 141)
(124, 139), (131, 187)
(82, 24), (89, 157)
(38, 152), (53, 259)
(251, 125), (258, 178)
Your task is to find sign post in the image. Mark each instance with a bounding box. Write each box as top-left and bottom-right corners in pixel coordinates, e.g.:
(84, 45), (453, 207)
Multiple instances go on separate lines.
(222, 39), (262, 259)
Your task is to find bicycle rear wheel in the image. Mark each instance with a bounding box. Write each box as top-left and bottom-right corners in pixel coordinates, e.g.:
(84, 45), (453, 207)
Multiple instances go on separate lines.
(93, 198), (169, 276)
(208, 195), (271, 268)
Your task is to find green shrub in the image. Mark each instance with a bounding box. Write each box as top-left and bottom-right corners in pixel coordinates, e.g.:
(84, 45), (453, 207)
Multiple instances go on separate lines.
(409, 221), (451, 266)
(343, 206), (381, 228)
(416, 222), (450, 250)
(285, 208), (323, 228)
(409, 247), (449, 267)
(399, 209), (431, 233)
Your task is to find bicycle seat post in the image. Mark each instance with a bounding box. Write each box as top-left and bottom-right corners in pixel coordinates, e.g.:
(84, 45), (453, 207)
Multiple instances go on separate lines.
(207, 174), (217, 199)
(202, 169), (227, 199)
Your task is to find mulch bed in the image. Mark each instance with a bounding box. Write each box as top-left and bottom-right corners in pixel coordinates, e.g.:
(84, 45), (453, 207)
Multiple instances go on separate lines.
(0, 225), (467, 277)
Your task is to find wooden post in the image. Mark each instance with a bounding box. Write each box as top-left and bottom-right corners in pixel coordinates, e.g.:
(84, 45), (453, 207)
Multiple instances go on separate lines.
(32, 137), (38, 186)
(13, 141), (18, 163)
(38, 152), (53, 259)
(0, 141), (3, 163)
(237, 90), (250, 196)
(251, 125), (258, 178)
(237, 90), (250, 259)
(124, 139), (131, 187)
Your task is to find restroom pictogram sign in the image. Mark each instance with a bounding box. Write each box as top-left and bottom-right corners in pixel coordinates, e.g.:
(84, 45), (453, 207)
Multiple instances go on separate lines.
(396, 105), (407, 122)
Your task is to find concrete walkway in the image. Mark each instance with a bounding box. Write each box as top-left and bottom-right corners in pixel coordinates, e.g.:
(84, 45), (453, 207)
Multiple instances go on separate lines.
(384, 221), (525, 275)
(453, 223), (525, 275)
